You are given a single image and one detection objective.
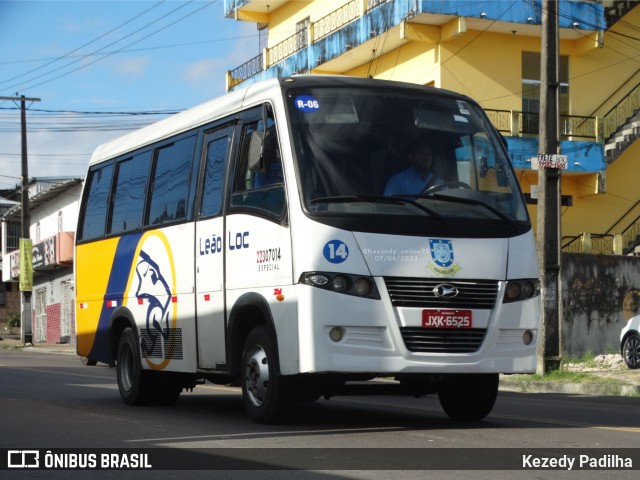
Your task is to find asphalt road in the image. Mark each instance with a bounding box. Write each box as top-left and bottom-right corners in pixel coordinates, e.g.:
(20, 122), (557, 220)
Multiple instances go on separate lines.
(1, 348), (639, 480)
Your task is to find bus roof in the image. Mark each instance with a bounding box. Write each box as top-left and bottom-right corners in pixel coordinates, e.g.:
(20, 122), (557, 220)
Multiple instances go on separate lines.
(89, 77), (283, 165)
(88, 75), (470, 165)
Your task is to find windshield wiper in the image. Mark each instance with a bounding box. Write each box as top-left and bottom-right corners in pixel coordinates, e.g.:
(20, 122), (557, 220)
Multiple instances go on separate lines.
(310, 194), (447, 222)
(415, 193), (517, 225)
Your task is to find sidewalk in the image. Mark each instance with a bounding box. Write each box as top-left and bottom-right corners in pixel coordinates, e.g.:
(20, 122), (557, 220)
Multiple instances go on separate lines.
(0, 335), (76, 355)
(1, 335), (638, 396)
(500, 354), (640, 396)
(500, 371), (640, 397)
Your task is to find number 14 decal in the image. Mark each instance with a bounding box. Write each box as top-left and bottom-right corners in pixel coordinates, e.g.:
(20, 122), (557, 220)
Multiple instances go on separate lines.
(323, 240), (349, 264)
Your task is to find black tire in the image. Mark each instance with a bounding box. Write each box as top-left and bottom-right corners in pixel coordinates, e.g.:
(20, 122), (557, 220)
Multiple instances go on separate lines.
(622, 333), (640, 370)
(116, 327), (150, 405)
(438, 373), (499, 421)
(241, 326), (290, 423)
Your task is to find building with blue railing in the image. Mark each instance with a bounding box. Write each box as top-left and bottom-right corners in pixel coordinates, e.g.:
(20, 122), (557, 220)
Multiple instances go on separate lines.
(224, 0), (640, 254)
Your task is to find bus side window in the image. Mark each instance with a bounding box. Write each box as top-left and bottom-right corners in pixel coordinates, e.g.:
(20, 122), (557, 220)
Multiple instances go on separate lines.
(147, 135), (196, 226)
(200, 133), (230, 218)
(230, 120), (285, 219)
(79, 162), (114, 241)
(108, 151), (151, 235)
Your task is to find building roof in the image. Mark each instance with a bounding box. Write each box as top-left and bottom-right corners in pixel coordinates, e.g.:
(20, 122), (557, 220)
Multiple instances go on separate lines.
(0, 196), (19, 208)
(2, 178), (83, 221)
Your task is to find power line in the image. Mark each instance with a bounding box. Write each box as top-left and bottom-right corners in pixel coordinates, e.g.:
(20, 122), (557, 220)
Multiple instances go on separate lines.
(0, 0), (193, 91)
(0, 108), (182, 117)
(3, 1), (217, 93)
(0, 35), (258, 67)
(0, 105), (178, 134)
(0, 1), (167, 87)
(0, 153), (89, 157)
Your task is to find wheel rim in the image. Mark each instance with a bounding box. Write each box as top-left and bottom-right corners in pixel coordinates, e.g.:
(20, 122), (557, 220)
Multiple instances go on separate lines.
(624, 336), (640, 368)
(244, 345), (269, 407)
(120, 344), (134, 392)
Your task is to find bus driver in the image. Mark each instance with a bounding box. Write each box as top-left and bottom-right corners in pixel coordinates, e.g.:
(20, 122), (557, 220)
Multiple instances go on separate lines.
(384, 138), (443, 196)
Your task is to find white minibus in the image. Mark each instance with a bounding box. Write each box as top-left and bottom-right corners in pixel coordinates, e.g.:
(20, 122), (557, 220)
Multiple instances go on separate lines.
(76, 75), (540, 423)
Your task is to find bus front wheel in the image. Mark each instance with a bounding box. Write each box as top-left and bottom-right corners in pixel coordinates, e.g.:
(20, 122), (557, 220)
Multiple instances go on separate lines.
(241, 326), (289, 423)
(438, 373), (499, 421)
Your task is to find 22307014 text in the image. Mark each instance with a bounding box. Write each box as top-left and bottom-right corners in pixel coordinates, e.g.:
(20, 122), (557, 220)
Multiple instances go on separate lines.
(256, 248), (281, 264)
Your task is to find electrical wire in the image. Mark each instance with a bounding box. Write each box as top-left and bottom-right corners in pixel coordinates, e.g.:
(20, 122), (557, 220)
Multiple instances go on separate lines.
(0, 1), (167, 87)
(0, 34), (258, 67)
(2, 1), (217, 93)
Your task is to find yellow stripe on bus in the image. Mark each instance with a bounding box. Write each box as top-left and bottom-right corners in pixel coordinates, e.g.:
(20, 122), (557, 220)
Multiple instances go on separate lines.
(75, 238), (120, 357)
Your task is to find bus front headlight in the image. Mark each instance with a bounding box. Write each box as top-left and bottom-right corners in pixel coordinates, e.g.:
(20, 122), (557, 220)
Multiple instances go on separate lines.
(332, 275), (349, 292)
(503, 279), (540, 303)
(300, 272), (380, 299)
(353, 277), (373, 296)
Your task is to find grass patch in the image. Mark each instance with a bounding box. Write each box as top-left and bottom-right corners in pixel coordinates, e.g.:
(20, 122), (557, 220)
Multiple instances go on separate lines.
(527, 370), (605, 382)
(561, 352), (601, 368)
(507, 370), (626, 385)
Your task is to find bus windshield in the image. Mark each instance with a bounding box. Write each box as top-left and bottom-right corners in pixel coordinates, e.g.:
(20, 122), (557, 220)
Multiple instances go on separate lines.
(286, 85), (529, 236)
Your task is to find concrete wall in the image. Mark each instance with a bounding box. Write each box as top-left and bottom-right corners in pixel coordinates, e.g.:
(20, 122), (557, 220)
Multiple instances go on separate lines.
(561, 252), (640, 356)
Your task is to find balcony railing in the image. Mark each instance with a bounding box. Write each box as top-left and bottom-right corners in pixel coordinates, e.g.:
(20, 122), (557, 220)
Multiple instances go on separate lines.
(485, 109), (599, 141)
(268, 28), (308, 66)
(561, 114), (599, 140)
(313, 0), (360, 42)
(227, 0), (393, 89)
(560, 211), (640, 257)
(228, 53), (264, 90)
(562, 234), (615, 255)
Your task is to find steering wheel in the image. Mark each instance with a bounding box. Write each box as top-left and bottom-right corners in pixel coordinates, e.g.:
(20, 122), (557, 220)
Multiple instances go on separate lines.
(421, 181), (472, 195)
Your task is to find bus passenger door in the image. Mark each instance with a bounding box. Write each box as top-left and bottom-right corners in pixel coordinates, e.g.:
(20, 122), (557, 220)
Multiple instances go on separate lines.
(195, 126), (233, 369)
(225, 112), (293, 348)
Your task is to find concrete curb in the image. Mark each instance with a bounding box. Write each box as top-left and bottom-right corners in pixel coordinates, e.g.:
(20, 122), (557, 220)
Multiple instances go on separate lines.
(22, 346), (76, 355)
(0, 338), (75, 355)
(499, 378), (640, 396)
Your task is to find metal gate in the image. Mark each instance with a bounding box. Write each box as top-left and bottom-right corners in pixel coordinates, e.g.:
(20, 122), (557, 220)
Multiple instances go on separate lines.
(34, 288), (47, 343)
(60, 281), (74, 344)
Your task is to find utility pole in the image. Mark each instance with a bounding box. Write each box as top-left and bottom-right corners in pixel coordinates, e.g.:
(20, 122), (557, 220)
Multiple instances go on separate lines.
(0, 94), (41, 344)
(536, 0), (562, 374)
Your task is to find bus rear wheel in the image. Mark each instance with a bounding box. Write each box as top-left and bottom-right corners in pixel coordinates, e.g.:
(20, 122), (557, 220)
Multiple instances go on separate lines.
(241, 326), (289, 423)
(438, 373), (499, 421)
(116, 327), (182, 406)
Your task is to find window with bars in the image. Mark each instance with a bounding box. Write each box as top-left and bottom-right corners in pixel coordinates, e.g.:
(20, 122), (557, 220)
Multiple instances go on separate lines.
(5, 221), (20, 253)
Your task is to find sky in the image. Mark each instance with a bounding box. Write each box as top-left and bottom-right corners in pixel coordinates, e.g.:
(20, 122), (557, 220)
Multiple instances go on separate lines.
(0, 0), (260, 191)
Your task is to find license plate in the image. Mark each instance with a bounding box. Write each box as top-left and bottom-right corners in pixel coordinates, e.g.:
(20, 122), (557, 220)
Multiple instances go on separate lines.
(422, 309), (472, 328)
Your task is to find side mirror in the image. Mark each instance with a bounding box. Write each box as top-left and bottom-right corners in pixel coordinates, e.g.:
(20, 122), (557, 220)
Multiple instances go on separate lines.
(248, 128), (276, 173)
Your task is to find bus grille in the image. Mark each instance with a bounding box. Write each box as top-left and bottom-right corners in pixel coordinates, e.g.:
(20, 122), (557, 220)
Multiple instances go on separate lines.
(400, 327), (486, 353)
(384, 277), (499, 309)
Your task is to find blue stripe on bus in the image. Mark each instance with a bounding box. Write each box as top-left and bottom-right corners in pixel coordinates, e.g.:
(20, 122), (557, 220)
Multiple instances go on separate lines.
(89, 233), (143, 364)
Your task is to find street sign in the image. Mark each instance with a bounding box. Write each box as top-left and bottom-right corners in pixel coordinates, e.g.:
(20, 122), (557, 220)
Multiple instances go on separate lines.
(532, 154), (568, 170)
